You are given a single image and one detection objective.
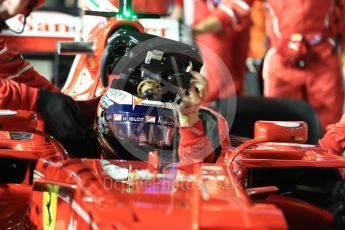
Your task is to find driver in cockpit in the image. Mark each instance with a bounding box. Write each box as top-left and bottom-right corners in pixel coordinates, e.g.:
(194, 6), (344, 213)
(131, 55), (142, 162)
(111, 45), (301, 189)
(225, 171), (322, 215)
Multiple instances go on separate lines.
(95, 69), (229, 164)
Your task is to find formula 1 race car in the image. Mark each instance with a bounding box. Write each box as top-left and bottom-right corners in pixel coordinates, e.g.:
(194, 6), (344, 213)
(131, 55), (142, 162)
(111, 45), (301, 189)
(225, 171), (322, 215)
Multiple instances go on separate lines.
(1, 1), (345, 229)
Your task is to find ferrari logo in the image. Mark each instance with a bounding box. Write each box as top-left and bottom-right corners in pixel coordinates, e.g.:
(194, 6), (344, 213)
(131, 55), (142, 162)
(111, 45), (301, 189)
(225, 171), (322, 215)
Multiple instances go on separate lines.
(43, 185), (59, 230)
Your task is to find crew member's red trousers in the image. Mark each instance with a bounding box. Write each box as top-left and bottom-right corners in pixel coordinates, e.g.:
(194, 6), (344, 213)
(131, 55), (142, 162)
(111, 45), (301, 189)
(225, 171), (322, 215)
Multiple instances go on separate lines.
(263, 42), (344, 131)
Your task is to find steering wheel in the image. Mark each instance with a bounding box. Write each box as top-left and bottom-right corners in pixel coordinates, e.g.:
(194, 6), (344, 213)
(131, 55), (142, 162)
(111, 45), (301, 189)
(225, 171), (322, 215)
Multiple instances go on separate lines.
(100, 29), (203, 101)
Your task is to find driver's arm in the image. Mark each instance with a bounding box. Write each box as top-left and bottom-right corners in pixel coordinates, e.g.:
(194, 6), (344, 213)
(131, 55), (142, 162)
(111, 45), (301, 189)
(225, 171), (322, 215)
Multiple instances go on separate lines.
(177, 71), (215, 163)
(179, 120), (215, 163)
(319, 114), (345, 155)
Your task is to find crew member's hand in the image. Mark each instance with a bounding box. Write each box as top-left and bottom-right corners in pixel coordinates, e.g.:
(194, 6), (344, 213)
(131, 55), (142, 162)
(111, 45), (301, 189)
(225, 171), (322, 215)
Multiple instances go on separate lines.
(0, 0), (30, 20)
(319, 114), (345, 155)
(192, 16), (222, 37)
(37, 89), (86, 144)
(177, 71), (208, 127)
(169, 5), (183, 20)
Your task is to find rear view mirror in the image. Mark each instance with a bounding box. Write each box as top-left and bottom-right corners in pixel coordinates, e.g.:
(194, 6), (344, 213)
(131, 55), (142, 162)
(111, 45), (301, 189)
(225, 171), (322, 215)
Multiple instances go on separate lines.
(228, 121), (308, 163)
(254, 121), (308, 143)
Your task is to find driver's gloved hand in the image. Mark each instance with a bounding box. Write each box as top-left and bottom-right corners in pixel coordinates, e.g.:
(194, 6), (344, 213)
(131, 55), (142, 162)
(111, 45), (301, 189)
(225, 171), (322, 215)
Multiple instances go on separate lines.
(37, 89), (86, 145)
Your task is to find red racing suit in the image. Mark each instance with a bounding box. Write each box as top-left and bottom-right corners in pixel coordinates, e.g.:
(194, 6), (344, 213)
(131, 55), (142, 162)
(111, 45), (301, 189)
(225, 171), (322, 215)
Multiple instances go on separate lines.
(132, 0), (170, 14)
(178, 108), (230, 163)
(263, 0), (345, 131)
(175, 0), (252, 102)
(0, 39), (59, 110)
(319, 114), (345, 155)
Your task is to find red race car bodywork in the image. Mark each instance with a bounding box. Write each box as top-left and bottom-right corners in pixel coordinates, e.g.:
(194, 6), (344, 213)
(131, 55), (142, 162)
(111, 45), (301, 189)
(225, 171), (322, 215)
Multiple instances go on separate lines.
(0, 7), (343, 230)
(1, 111), (343, 229)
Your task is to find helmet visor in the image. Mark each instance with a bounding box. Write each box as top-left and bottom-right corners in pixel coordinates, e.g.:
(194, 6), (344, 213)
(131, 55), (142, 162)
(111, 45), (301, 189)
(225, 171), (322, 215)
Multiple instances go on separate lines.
(108, 121), (176, 148)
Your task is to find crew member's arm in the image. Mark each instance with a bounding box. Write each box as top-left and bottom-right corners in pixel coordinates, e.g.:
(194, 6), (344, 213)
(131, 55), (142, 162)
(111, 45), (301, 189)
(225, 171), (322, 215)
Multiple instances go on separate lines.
(0, 40), (60, 92)
(0, 0), (85, 151)
(193, 0), (252, 36)
(0, 76), (87, 152)
(319, 114), (345, 155)
(0, 0), (59, 92)
(0, 76), (39, 110)
(177, 71), (215, 163)
(170, 0), (183, 20)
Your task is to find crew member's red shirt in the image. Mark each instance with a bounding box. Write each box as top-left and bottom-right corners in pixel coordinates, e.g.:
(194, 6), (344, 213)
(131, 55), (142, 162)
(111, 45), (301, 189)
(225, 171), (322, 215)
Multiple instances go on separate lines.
(0, 39), (59, 110)
(176, 0), (253, 101)
(111, 0), (171, 14)
(265, 0), (345, 48)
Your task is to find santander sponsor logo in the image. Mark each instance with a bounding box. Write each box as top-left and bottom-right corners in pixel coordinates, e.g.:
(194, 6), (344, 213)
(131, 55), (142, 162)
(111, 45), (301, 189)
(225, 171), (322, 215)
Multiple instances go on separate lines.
(4, 12), (79, 38)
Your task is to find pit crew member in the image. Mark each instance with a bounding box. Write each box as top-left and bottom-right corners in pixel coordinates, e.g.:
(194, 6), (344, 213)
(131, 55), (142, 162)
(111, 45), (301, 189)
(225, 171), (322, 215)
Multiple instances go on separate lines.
(263, 0), (345, 131)
(0, 0), (86, 147)
(84, 0), (171, 15)
(174, 0), (253, 102)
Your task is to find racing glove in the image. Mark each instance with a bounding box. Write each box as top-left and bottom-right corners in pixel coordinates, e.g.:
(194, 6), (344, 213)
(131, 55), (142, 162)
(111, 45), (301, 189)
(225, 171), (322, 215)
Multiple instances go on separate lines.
(37, 89), (86, 145)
